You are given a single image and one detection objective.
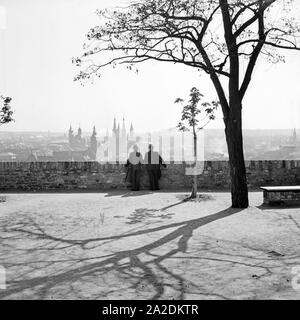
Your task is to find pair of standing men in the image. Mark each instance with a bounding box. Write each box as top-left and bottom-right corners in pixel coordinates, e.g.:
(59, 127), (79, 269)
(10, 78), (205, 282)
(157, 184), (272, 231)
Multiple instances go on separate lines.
(125, 144), (166, 191)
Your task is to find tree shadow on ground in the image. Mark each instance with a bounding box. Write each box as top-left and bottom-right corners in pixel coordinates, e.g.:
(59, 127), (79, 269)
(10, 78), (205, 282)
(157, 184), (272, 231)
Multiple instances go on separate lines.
(126, 209), (175, 224)
(104, 190), (153, 197)
(176, 193), (215, 202)
(0, 207), (244, 300)
(126, 198), (201, 224)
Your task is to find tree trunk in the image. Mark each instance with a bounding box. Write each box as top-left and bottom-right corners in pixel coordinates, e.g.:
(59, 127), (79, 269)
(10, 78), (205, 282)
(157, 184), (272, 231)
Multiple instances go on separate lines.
(224, 103), (249, 208)
(191, 175), (197, 199)
(191, 124), (198, 199)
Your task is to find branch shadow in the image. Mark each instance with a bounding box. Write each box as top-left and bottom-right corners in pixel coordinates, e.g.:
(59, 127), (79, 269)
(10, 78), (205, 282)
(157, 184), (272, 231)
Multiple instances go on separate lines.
(0, 207), (244, 300)
(176, 193), (215, 202)
(126, 209), (175, 225)
(125, 199), (188, 224)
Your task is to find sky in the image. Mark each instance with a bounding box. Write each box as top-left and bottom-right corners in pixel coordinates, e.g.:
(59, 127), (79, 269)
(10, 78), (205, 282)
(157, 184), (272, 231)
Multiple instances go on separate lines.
(0, 0), (300, 134)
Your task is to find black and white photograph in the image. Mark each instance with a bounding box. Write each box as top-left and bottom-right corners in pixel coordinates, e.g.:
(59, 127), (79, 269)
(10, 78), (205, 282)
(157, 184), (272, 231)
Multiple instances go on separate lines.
(1, 0), (300, 306)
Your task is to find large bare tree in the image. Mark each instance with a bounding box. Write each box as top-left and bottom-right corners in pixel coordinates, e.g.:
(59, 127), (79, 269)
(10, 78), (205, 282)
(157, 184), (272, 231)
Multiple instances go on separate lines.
(74, 0), (300, 208)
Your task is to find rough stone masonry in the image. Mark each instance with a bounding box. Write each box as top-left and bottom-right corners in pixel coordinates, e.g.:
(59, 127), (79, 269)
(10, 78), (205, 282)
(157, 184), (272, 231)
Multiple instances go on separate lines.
(0, 160), (300, 191)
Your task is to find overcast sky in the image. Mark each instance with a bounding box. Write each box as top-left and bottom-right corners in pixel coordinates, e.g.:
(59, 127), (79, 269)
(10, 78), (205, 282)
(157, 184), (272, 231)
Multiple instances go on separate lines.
(0, 0), (300, 134)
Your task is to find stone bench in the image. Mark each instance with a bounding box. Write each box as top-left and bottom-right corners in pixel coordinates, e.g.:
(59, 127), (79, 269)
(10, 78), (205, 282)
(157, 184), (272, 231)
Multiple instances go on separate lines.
(260, 186), (300, 205)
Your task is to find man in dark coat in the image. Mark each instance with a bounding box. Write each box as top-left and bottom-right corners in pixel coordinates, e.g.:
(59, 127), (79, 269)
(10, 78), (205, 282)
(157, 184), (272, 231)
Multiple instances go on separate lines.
(125, 144), (143, 191)
(144, 144), (166, 190)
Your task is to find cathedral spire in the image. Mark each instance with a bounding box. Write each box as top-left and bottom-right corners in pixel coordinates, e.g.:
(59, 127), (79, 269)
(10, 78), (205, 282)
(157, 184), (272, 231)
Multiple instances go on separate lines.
(121, 117), (126, 138)
(122, 117), (126, 131)
(92, 125), (96, 136)
(129, 123), (134, 140)
(77, 124), (82, 137)
(89, 125), (98, 160)
(112, 117), (117, 134)
(68, 125), (74, 145)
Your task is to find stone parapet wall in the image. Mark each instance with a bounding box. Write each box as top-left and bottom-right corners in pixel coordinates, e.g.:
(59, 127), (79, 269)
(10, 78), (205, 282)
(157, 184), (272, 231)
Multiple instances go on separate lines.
(0, 160), (299, 191)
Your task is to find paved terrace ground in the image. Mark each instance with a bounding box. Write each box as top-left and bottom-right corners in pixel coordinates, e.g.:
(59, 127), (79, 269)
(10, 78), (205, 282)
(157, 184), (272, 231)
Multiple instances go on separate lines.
(0, 191), (300, 300)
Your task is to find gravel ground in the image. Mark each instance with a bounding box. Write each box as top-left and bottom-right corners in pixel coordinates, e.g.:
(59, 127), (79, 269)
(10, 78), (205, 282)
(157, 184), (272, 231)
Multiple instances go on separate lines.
(0, 191), (300, 300)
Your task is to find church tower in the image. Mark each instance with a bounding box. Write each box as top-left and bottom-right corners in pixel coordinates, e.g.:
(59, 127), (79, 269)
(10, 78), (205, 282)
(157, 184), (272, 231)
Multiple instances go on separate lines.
(68, 125), (74, 147)
(89, 126), (97, 159)
(119, 117), (127, 162)
(121, 117), (126, 138)
(129, 123), (134, 140)
(112, 117), (117, 135)
(77, 126), (82, 138)
(111, 118), (119, 163)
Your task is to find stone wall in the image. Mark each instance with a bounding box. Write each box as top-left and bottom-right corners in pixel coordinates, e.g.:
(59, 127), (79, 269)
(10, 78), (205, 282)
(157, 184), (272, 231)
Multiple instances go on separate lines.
(0, 160), (300, 191)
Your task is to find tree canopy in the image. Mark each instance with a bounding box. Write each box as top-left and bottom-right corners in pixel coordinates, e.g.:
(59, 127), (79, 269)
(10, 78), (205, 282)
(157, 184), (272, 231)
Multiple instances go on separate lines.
(175, 87), (219, 131)
(74, 0), (300, 114)
(0, 96), (13, 126)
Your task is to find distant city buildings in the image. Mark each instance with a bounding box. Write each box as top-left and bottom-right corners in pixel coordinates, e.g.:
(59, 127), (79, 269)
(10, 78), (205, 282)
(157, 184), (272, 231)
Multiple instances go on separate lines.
(255, 128), (300, 160)
(24, 125), (98, 161)
(0, 127), (299, 162)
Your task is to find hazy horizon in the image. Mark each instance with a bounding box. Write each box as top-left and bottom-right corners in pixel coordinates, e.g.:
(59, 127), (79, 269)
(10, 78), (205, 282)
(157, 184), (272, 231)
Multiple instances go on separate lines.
(1, 127), (299, 136)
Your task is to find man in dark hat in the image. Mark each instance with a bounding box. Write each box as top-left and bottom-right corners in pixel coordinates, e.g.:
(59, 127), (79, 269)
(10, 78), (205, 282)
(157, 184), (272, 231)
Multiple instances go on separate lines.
(125, 144), (143, 191)
(144, 144), (166, 190)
